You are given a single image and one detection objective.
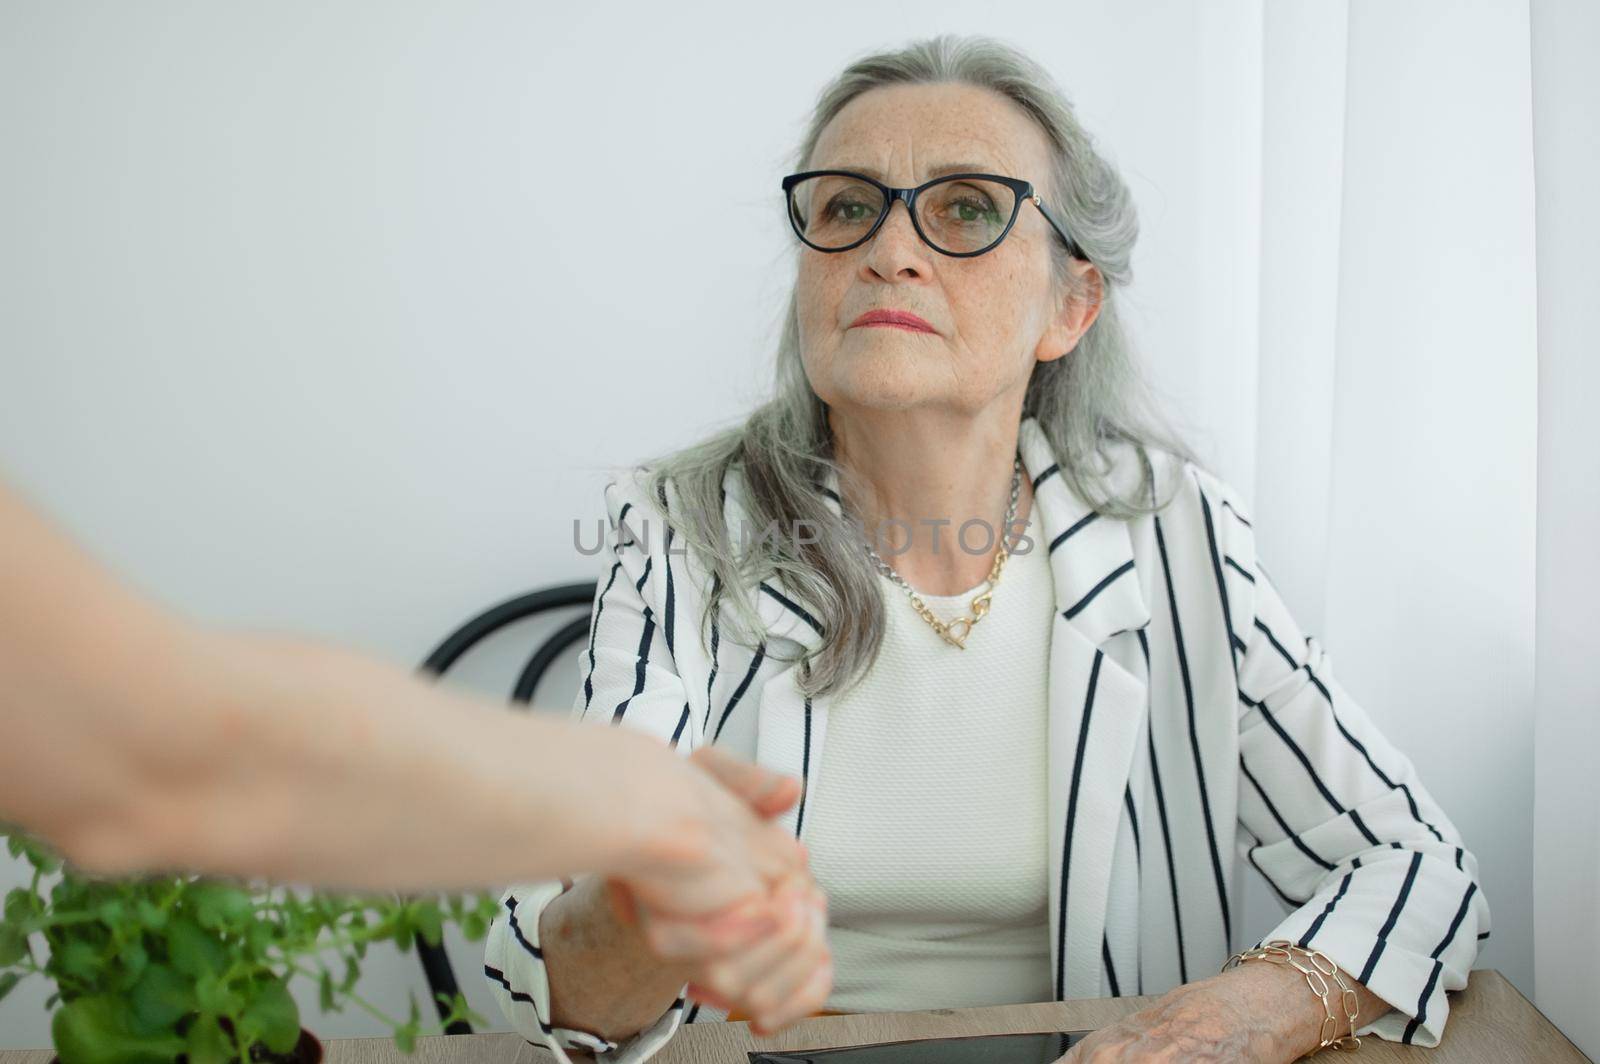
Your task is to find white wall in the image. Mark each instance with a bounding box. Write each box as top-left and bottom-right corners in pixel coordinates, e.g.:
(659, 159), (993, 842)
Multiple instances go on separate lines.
(0, 0), (1538, 1049)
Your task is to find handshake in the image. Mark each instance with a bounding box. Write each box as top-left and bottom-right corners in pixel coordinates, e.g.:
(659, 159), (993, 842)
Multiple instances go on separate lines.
(537, 742), (834, 1041)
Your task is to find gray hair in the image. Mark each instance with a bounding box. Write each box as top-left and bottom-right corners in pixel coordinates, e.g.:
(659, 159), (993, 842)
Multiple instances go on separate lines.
(635, 33), (1200, 700)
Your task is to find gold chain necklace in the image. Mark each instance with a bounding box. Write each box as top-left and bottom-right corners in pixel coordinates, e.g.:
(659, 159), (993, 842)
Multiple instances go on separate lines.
(860, 454), (1023, 649)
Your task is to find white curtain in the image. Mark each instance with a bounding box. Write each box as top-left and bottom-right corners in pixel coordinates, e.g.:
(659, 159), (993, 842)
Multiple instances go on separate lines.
(1225, 0), (1595, 1056)
(1529, 0), (1600, 1059)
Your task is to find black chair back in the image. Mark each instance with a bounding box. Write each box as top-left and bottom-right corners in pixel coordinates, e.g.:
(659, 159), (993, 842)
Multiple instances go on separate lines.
(412, 581), (598, 1033)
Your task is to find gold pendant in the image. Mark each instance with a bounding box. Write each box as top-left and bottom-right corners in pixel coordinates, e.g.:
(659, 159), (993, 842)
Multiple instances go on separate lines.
(905, 548), (1007, 649)
(941, 617), (973, 648)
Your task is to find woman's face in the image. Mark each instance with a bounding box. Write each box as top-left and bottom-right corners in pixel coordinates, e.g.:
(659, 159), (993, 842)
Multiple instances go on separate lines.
(796, 82), (1096, 418)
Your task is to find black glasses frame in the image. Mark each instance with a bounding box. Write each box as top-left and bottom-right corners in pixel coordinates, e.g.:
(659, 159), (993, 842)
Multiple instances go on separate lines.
(781, 169), (1088, 261)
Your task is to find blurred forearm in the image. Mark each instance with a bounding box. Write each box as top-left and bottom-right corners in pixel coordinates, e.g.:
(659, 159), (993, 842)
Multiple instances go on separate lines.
(0, 476), (670, 889)
(93, 626), (678, 891)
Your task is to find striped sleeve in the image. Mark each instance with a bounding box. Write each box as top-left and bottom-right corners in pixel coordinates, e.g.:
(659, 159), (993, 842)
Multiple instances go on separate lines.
(481, 472), (692, 1062)
(1200, 472), (1490, 1048)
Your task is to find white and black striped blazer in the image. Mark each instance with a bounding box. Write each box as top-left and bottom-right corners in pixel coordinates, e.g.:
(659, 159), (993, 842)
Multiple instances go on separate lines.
(483, 413), (1489, 1063)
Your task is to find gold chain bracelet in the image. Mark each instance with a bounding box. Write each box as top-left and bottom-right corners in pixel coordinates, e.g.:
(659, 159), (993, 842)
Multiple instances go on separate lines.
(1222, 939), (1362, 1053)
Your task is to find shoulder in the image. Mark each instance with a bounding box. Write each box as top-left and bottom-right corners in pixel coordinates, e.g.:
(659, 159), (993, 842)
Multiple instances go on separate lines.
(596, 464), (726, 614)
(1183, 462), (1256, 530)
(1102, 441), (1261, 586)
(1088, 437), (1250, 523)
(602, 463), (738, 531)
(587, 469), (676, 601)
(1102, 437), (1255, 529)
(600, 465), (677, 541)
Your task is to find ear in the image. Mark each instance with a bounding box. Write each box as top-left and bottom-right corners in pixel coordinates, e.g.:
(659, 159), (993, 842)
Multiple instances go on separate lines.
(1033, 260), (1104, 364)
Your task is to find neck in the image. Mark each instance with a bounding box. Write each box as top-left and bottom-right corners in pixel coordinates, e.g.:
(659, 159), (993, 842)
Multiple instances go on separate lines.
(829, 403), (1035, 597)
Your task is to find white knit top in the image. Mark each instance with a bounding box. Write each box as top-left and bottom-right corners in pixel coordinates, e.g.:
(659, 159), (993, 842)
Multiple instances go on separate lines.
(803, 508), (1057, 1013)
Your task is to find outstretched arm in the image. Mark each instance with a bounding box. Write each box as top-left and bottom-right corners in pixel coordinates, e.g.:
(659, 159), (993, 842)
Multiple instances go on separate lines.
(0, 475), (797, 895)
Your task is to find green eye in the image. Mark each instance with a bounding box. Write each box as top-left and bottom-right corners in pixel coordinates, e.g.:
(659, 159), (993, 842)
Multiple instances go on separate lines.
(952, 199), (1000, 224)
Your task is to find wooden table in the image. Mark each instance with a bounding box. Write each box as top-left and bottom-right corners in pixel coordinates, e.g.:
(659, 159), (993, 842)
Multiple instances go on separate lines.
(0, 971), (1585, 1063)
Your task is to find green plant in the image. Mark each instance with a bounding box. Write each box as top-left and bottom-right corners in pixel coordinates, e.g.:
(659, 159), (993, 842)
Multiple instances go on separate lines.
(0, 833), (502, 1064)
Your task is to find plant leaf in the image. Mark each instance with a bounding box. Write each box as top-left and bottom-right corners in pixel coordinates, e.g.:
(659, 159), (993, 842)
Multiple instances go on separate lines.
(0, 924), (26, 967)
(184, 1013), (232, 1064)
(52, 995), (185, 1064)
(55, 941), (101, 983)
(241, 978), (300, 1055)
(20, 838), (61, 874)
(460, 911), (486, 940)
(192, 884), (253, 931)
(129, 964), (195, 1035)
(4, 887), (39, 923)
(246, 917), (274, 955)
(167, 918), (226, 977)
(341, 956), (360, 993)
(135, 900), (167, 932)
(193, 973), (240, 1016)
(412, 900), (444, 948)
(0, 971), (22, 1003)
(117, 939), (150, 985)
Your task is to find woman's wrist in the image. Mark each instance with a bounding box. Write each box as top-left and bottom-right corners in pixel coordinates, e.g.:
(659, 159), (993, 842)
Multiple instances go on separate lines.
(1223, 940), (1395, 1058)
(541, 872), (696, 1039)
(1208, 960), (1331, 1060)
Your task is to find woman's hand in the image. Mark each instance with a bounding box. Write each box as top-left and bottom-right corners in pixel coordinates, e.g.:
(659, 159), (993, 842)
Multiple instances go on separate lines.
(540, 744), (831, 1042)
(600, 867), (832, 1038)
(1056, 960), (1349, 1063)
(680, 869), (831, 1036)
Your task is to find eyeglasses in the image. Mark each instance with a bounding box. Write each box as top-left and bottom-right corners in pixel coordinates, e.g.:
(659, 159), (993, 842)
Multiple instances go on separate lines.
(781, 169), (1088, 260)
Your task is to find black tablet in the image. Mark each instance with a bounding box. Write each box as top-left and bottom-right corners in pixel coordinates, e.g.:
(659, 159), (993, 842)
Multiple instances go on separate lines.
(749, 1030), (1091, 1063)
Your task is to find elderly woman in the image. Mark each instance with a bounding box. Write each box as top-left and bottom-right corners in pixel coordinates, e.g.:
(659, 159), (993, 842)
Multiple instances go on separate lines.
(485, 33), (1488, 1064)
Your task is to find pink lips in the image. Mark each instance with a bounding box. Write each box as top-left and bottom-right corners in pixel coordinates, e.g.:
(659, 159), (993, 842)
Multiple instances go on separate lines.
(850, 309), (936, 333)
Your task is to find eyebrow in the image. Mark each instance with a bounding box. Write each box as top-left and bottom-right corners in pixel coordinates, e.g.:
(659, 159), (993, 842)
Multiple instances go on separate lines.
(820, 162), (1004, 181)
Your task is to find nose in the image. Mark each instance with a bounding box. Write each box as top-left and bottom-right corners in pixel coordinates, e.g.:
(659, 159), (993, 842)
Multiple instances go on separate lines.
(858, 196), (932, 280)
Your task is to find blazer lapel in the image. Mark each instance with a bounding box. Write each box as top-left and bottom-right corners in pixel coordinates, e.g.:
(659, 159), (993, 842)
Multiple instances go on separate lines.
(719, 468), (832, 839)
(1017, 416), (1153, 1000)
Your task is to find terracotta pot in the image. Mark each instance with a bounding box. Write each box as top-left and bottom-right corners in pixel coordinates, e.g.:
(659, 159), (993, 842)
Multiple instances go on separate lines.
(48, 1026), (323, 1064)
